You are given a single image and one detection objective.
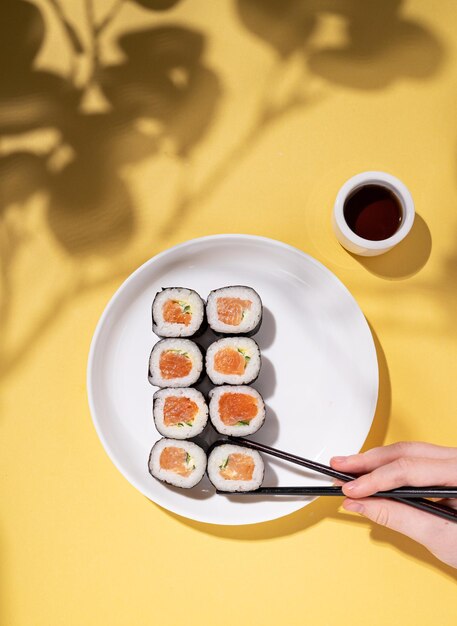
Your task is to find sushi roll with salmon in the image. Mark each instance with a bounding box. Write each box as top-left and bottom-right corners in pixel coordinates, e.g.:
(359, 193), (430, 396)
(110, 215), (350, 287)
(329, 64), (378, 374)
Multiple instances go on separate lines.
(206, 286), (262, 336)
(209, 386), (265, 436)
(205, 337), (261, 385)
(207, 444), (264, 492)
(152, 288), (206, 338)
(149, 438), (207, 488)
(148, 339), (204, 388)
(153, 388), (208, 439)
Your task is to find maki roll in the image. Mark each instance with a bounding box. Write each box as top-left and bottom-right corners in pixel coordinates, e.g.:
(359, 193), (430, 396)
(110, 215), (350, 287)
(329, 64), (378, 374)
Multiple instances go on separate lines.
(149, 438), (207, 488)
(148, 339), (204, 388)
(206, 286), (262, 335)
(153, 388), (208, 439)
(152, 288), (206, 338)
(205, 337), (261, 385)
(209, 386), (265, 436)
(208, 444), (264, 492)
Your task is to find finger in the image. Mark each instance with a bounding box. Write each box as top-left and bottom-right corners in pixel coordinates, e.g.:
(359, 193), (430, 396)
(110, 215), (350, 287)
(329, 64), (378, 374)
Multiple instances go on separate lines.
(331, 441), (457, 473)
(342, 497), (449, 547)
(342, 457), (457, 498)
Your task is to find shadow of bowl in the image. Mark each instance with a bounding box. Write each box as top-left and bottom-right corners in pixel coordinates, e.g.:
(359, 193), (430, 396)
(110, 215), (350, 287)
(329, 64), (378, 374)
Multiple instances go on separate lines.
(350, 214), (432, 279)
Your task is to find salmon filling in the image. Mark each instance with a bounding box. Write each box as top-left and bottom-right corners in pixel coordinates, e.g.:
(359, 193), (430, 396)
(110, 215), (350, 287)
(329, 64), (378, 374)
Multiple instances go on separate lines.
(217, 297), (252, 326)
(162, 300), (191, 326)
(219, 453), (255, 481)
(219, 393), (258, 426)
(159, 446), (194, 476)
(214, 348), (248, 375)
(159, 350), (192, 379)
(163, 396), (198, 427)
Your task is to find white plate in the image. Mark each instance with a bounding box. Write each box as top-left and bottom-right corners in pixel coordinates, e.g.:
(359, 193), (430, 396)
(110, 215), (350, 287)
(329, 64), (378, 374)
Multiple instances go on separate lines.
(87, 235), (378, 525)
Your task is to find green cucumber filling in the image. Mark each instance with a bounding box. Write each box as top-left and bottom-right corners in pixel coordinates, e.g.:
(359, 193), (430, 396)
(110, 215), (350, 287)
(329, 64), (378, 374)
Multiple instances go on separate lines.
(185, 452), (196, 470)
(174, 300), (192, 315)
(168, 349), (190, 358)
(237, 348), (251, 364)
(219, 457), (229, 470)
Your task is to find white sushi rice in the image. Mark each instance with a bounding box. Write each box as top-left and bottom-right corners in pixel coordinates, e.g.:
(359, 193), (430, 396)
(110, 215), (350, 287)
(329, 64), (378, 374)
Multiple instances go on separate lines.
(206, 286), (262, 335)
(149, 438), (207, 488)
(152, 288), (205, 337)
(206, 337), (261, 385)
(148, 339), (204, 388)
(209, 386), (265, 436)
(153, 388), (208, 439)
(208, 444), (264, 492)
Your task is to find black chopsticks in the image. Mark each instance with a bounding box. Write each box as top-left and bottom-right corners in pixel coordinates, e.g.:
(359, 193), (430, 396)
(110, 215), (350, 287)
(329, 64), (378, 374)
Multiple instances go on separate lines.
(216, 486), (457, 498)
(217, 437), (457, 524)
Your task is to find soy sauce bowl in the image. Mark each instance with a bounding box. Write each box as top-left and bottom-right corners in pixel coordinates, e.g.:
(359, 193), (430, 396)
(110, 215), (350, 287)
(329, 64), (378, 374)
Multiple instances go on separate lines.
(333, 171), (415, 256)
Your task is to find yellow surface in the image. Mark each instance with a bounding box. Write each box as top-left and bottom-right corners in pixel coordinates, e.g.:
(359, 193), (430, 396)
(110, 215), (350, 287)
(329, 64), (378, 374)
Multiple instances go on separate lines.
(1, 0), (457, 624)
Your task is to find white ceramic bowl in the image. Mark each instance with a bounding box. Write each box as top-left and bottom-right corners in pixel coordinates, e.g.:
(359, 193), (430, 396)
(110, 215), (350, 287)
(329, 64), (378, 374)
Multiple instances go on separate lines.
(333, 171), (415, 256)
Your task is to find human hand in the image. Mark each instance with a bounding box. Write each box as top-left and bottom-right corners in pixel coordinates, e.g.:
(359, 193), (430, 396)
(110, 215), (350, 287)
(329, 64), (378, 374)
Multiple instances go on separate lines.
(330, 442), (457, 568)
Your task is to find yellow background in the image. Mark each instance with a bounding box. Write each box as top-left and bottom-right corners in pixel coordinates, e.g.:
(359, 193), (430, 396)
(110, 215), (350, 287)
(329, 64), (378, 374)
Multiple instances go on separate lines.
(1, 0), (457, 624)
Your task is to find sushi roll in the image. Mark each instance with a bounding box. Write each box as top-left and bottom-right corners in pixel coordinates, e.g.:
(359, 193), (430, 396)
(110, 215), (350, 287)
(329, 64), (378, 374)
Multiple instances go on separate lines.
(206, 286), (262, 335)
(148, 339), (204, 388)
(153, 388), (208, 439)
(207, 444), (264, 492)
(205, 337), (261, 385)
(149, 438), (206, 488)
(152, 288), (206, 338)
(209, 386), (265, 436)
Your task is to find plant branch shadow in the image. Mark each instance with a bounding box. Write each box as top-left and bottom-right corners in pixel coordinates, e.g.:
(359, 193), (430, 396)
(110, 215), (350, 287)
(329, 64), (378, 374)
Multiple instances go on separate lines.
(0, 2), (221, 382)
(0, 0), (446, 381)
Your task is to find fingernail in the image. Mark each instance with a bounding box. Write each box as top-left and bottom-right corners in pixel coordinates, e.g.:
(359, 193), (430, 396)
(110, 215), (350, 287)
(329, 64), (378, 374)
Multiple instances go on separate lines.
(331, 456), (347, 464)
(343, 501), (365, 514)
(343, 481), (358, 493)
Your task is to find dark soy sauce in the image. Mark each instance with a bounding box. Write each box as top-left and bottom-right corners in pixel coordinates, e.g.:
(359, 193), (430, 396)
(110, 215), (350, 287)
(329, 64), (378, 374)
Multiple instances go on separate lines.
(343, 185), (403, 241)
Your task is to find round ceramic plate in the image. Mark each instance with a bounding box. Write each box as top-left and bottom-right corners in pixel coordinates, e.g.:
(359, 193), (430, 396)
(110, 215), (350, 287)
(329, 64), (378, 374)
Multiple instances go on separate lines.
(87, 235), (378, 525)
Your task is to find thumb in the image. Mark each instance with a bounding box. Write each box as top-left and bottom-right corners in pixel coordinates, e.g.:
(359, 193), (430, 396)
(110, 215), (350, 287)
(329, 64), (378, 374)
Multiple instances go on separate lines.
(342, 497), (443, 547)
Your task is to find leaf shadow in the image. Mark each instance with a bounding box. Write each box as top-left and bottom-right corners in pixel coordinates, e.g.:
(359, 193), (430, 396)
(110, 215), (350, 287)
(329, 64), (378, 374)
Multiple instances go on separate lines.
(0, 6), (222, 257)
(234, 0), (445, 90)
(0, 6), (221, 379)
